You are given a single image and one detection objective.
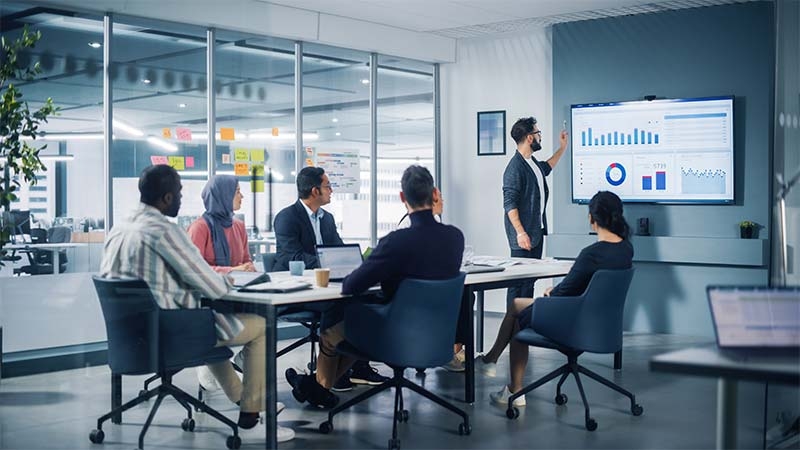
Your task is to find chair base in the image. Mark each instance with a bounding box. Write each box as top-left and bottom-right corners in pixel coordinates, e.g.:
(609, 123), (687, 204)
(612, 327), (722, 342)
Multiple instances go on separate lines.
(506, 352), (643, 431)
(319, 367), (470, 450)
(91, 373), (241, 450)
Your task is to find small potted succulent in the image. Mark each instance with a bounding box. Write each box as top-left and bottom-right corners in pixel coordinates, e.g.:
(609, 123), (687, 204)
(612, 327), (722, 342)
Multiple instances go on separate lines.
(739, 221), (757, 239)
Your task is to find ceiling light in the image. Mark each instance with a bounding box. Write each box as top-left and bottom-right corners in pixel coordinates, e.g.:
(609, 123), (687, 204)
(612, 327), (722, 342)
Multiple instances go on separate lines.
(88, 42), (102, 48)
(147, 136), (178, 152)
(40, 154), (76, 161)
(247, 132), (318, 140)
(38, 133), (104, 141)
(142, 79), (151, 84)
(360, 79), (370, 85)
(178, 103), (187, 108)
(113, 119), (144, 137)
(331, 118), (338, 123)
(335, 132), (341, 136)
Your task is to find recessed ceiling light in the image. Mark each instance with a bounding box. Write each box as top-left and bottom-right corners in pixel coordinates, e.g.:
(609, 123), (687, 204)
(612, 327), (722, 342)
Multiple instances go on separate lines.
(335, 132), (341, 136)
(178, 103), (187, 108)
(88, 42), (102, 48)
(331, 118), (338, 123)
(142, 79), (151, 84)
(360, 78), (370, 85)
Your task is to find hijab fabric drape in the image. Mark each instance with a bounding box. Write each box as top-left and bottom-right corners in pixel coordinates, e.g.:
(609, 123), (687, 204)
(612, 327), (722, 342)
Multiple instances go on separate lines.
(201, 175), (238, 266)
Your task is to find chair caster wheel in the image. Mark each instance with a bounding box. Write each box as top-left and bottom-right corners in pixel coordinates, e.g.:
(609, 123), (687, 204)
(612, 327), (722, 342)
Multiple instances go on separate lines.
(319, 421), (333, 434)
(506, 407), (519, 419)
(89, 429), (105, 444)
(458, 422), (471, 435)
(388, 438), (401, 450)
(585, 418), (597, 431)
(555, 393), (568, 405)
(181, 418), (195, 431)
(415, 368), (425, 375)
(632, 404), (643, 416)
(226, 435), (241, 449)
(398, 409), (409, 422)
(138, 389), (148, 398)
(307, 361), (316, 372)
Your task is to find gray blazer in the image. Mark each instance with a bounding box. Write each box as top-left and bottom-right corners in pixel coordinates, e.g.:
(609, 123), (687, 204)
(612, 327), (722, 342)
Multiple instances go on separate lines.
(502, 151), (552, 250)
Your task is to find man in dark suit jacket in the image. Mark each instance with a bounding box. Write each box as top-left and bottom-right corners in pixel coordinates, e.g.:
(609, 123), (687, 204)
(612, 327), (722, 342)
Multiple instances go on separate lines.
(285, 165), (464, 409)
(272, 166), (344, 271)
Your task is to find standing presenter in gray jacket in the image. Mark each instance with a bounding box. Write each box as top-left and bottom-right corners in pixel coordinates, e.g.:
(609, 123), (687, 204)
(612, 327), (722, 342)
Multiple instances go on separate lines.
(502, 116), (569, 303)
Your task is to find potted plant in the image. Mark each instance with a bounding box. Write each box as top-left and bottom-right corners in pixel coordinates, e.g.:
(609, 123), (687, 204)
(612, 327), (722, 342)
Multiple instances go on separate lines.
(739, 221), (756, 239)
(0, 26), (58, 262)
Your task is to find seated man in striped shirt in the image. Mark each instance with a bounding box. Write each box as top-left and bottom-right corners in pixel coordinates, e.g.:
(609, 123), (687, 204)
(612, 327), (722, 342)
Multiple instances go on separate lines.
(99, 165), (292, 440)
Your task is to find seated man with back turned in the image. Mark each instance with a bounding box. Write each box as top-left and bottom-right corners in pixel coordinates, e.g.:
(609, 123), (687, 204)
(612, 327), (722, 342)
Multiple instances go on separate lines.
(285, 165), (465, 408)
(99, 165), (294, 442)
(273, 166), (387, 390)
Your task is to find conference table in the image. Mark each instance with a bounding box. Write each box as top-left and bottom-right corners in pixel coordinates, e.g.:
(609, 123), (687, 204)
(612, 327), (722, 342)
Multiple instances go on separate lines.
(216, 257), (573, 449)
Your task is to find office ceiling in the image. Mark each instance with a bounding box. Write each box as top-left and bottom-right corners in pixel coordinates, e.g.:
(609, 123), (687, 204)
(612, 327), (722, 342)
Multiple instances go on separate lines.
(262, 0), (760, 38)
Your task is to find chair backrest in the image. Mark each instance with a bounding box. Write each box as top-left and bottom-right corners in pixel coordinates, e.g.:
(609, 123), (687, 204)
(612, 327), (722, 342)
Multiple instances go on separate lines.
(47, 226), (71, 243)
(30, 228), (48, 244)
(538, 268), (634, 354)
(345, 273), (466, 368)
(92, 276), (160, 375)
(262, 252), (277, 272)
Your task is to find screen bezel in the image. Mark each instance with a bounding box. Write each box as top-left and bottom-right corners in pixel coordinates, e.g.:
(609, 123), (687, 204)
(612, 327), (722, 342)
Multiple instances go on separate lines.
(569, 95), (735, 205)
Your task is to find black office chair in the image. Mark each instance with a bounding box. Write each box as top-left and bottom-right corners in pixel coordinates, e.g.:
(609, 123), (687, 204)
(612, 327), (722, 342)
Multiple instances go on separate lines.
(89, 277), (242, 450)
(14, 227), (70, 275)
(319, 274), (470, 450)
(505, 268), (642, 431)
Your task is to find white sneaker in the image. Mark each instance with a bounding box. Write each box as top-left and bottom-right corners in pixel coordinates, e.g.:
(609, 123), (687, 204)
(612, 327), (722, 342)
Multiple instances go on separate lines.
(475, 355), (497, 377)
(276, 426), (295, 443)
(490, 385), (526, 407)
(276, 402), (285, 416)
(440, 355), (465, 372)
(197, 366), (219, 391)
(241, 424), (295, 443)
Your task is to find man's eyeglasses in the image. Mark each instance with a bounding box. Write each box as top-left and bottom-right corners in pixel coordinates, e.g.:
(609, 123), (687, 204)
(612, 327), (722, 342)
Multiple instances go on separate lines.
(531, 130), (542, 136)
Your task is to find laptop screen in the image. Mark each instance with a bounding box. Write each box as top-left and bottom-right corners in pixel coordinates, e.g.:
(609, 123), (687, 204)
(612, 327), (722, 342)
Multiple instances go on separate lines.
(707, 286), (800, 349)
(316, 244), (363, 280)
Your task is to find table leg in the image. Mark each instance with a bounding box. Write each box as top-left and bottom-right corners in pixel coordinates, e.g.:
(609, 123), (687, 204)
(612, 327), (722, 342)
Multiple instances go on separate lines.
(52, 249), (59, 273)
(716, 378), (738, 450)
(111, 373), (122, 424)
(264, 305), (277, 450)
(462, 288), (475, 404)
(475, 291), (485, 353)
(614, 350), (622, 370)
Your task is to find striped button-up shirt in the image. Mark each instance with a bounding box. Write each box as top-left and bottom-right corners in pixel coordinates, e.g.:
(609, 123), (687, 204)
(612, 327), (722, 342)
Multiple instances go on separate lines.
(100, 203), (243, 341)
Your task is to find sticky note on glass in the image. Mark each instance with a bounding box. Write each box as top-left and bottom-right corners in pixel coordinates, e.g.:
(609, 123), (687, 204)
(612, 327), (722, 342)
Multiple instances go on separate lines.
(305, 158), (314, 166)
(162, 128), (172, 139)
(168, 156), (185, 170)
(250, 149), (265, 162)
(176, 127), (192, 141)
(185, 156), (195, 168)
(252, 164), (265, 176)
(220, 127), (235, 141)
(271, 127), (279, 136)
(250, 180), (265, 193)
(234, 162), (250, 176)
(222, 154), (231, 164)
(150, 155), (169, 165)
(234, 148), (250, 162)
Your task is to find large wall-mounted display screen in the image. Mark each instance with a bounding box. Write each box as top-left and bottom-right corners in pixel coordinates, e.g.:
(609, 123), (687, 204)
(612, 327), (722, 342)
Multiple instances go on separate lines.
(570, 96), (734, 204)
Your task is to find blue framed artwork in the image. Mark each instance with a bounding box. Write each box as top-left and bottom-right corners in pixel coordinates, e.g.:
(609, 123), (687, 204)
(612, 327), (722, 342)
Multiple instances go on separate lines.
(477, 110), (506, 156)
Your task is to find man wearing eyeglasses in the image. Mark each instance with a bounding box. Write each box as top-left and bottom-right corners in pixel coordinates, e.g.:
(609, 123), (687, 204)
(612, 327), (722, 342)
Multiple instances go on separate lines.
(479, 117), (568, 366)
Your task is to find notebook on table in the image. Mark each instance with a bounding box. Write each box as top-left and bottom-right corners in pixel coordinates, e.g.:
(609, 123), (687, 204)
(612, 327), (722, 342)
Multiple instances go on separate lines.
(461, 264), (505, 274)
(706, 285), (800, 359)
(316, 244), (363, 281)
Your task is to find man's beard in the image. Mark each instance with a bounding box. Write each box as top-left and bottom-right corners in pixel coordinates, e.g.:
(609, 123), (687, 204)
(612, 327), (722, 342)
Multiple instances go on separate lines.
(531, 141), (542, 152)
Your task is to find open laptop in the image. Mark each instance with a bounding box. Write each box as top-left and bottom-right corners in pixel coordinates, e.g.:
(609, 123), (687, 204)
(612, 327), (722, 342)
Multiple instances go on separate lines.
(706, 285), (800, 358)
(316, 244), (363, 281)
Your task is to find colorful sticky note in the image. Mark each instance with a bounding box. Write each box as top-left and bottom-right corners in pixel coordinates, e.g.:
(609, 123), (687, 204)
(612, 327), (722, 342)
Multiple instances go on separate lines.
(176, 127), (192, 141)
(185, 156), (195, 168)
(250, 180), (265, 193)
(168, 156), (185, 170)
(162, 128), (172, 139)
(252, 164), (265, 177)
(220, 127), (235, 141)
(234, 162), (250, 176)
(305, 158), (314, 167)
(305, 147), (313, 155)
(222, 154), (231, 164)
(271, 127), (279, 136)
(150, 155), (169, 165)
(234, 148), (250, 162)
(250, 149), (265, 162)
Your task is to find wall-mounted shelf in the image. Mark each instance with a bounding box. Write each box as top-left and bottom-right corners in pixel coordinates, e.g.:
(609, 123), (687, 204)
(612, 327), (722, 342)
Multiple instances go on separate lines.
(547, 234), (768, 267)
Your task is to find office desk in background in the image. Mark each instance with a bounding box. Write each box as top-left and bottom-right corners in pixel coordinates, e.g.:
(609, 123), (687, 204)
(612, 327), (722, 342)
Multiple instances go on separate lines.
(650, 346), (800, 450)
(6, 242), (86, 272)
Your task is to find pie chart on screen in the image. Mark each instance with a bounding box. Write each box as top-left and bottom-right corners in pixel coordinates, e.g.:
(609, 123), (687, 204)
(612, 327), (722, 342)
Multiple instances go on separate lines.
(605, 163), (626, 186)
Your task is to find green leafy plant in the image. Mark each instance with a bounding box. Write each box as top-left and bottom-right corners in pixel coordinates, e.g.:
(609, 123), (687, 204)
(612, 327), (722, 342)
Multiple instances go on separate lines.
(0, 26), (59, 261)
(738, 220), (755, 229)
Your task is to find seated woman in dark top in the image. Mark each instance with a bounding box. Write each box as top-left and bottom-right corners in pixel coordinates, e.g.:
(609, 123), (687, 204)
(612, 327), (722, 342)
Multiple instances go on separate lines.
(485, 191), (634, 407)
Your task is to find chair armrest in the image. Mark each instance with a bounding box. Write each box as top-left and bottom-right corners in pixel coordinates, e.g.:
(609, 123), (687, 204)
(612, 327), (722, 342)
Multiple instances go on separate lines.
(159, 308), (219, 359)
(530, 295), (585, 344)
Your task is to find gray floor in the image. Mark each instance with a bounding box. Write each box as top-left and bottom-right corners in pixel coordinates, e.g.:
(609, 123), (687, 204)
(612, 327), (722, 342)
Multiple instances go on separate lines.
(0, 317), (771, 450)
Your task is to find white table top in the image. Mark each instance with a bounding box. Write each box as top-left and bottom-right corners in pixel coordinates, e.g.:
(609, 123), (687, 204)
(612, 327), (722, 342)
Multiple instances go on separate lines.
(7, 242), (86, 250)
(220, 257), (572, 306)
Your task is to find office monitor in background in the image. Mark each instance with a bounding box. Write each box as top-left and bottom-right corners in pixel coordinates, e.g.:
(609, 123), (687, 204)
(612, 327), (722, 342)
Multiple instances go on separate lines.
(9, 210), (31, 236)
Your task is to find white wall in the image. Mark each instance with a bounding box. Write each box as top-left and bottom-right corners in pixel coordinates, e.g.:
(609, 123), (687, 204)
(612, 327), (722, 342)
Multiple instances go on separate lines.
(441, 28), (557, 312)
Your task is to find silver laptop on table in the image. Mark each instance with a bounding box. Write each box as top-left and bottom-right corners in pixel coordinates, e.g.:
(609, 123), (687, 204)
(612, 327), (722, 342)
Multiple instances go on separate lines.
(706, 285), (800, 358)
(316, 244), (363, 282)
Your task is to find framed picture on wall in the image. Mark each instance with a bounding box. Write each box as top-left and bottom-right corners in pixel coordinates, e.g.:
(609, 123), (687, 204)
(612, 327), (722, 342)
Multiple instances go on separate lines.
(477, 110), (506, 156)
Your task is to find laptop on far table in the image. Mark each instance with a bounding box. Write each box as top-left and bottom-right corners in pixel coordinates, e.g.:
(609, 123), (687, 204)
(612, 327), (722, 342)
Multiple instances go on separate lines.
(316, 244), (363, 282)
(706, 285), (800, 359)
